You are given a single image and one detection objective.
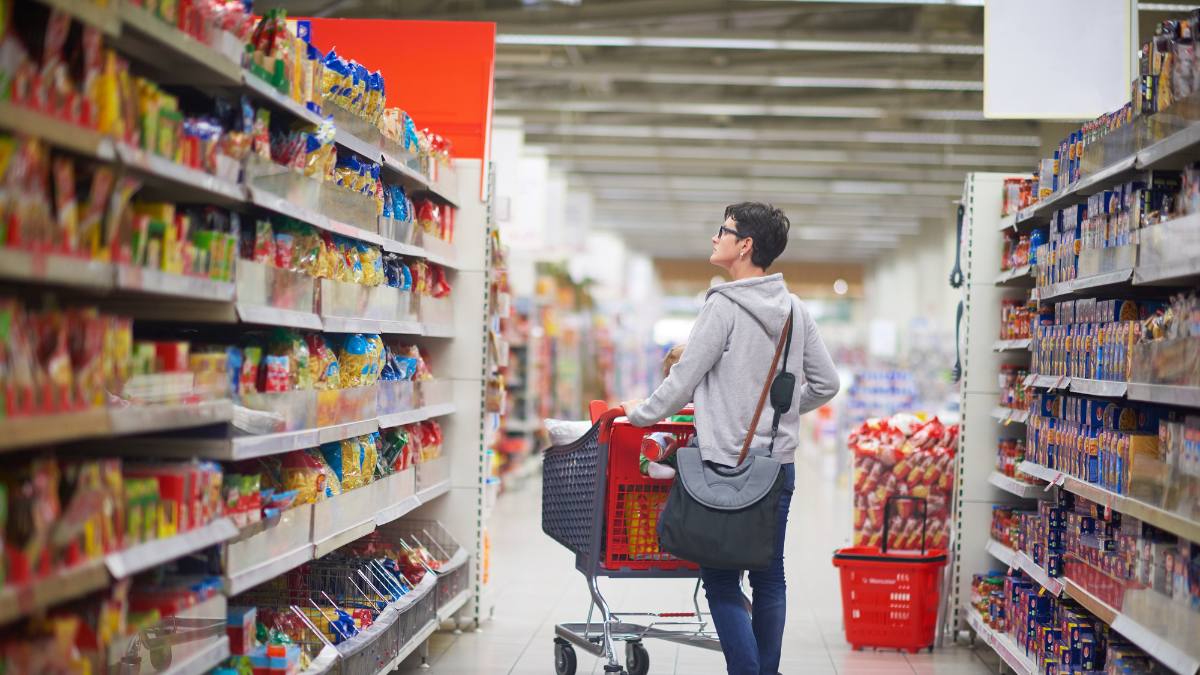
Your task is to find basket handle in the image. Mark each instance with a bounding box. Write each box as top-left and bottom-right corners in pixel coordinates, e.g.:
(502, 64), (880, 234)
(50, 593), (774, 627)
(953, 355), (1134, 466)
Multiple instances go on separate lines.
(881, 496), (928, 555)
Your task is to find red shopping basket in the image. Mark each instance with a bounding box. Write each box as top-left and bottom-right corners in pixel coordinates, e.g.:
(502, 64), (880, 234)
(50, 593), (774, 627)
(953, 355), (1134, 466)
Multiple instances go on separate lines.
(590, 401), (699, 572)
(832, 497), (947, 653)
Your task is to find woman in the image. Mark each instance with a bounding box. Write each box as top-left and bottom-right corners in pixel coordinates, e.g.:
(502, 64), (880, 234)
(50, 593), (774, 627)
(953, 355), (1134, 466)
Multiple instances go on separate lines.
(622, 202), (840, 675)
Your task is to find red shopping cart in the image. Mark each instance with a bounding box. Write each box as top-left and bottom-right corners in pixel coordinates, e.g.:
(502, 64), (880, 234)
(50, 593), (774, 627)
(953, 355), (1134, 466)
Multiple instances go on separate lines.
(542, 403), (720, 675)
(832, 496), (948, 653)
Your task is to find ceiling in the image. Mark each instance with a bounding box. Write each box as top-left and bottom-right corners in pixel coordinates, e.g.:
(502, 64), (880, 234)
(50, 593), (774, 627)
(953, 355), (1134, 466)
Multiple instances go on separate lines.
(263, 0), (1182, 262)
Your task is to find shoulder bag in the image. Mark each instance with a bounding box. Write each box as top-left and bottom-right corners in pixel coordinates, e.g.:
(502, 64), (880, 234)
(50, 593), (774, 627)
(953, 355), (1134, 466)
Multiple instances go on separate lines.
(657, 309), (795, 571)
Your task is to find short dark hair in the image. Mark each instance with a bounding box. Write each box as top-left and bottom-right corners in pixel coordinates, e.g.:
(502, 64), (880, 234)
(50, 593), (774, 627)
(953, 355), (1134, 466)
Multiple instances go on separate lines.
(724, 202), (790, 269)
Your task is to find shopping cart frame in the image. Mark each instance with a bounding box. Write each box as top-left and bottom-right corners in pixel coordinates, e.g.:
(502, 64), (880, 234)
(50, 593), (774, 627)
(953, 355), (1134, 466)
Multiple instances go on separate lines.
(543, 406), (722, 675)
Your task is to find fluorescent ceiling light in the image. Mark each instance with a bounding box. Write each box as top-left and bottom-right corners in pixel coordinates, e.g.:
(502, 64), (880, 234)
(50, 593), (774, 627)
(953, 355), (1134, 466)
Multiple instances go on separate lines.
(497, 98), (980, 121)
(494, 67), (984, 92)
(496, 33), (983, 55)
(523, 122), (1042, 148)
(574, 173), (962, 197)
(535, 142), (1031, 168)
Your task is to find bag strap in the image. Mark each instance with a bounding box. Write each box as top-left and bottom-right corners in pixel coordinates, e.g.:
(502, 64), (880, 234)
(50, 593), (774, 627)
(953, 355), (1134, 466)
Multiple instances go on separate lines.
(767, 308), (796, 454)
(736, 312), (794, 466)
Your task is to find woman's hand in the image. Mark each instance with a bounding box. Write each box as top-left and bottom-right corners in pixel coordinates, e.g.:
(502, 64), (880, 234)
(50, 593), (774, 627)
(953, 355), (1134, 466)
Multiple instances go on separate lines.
(620, 399), (643, 417)
(662, 344), (685, 377)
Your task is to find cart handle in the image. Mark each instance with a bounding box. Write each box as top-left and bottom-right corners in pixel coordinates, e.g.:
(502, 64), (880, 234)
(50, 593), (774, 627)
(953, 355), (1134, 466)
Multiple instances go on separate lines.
(590, 401), (693, 427)
(881, 496), (928, 555)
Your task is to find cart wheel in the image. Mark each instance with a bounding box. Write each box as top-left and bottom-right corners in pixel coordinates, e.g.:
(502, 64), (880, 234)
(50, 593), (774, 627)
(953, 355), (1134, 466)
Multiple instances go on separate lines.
(149, 644), (172, 671)
(554, 639), (577, 675)
(625, 641), (649, 675)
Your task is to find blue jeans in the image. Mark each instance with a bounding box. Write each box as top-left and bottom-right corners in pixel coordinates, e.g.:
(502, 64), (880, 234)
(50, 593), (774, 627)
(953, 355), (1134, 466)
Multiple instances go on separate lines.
(699, 463), (795, 675)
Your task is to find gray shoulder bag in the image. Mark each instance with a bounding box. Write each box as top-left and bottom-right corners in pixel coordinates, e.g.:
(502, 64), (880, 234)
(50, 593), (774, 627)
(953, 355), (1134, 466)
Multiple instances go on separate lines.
(657, 310), (795, 571)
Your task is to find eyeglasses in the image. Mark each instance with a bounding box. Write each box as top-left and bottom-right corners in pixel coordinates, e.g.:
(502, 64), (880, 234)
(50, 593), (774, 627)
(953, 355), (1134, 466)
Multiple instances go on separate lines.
(716, 225), (744, 239)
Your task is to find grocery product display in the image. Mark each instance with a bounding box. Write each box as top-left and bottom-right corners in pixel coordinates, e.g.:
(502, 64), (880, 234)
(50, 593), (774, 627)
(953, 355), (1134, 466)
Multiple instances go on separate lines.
(0, 3), (496, 673)
(957, 27), (1200, 665)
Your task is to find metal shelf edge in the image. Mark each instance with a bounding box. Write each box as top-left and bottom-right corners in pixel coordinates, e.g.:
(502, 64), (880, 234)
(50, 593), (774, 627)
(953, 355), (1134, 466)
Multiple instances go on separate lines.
(224, 544), (314, 596)
(437, 589), (471, 623)
(106, 517), (238, 579)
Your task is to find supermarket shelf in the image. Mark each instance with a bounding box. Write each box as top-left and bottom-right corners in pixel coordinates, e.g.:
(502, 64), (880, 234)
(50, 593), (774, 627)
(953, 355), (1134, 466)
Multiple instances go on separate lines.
(106, 517), (238, 579)
(243, 70), (325, 127)
(1034, 280), (1075, 303)
(164, 635), (231, 675)
(0, 559), (111, 628)
(437, 589), (471, 623)
(1138, 119), (1200, 168)
(993, 265), (1034, 286)
(108, 399), (233, 435)
(0, 101), (116, 161)
(115, 266), (235, 302)
(1018, 460), (1200, 544)
(990, 407), (1030, 425)
(225, 543), (314, 597)
(115, 1), (242, 87)
(1013, 549), (1065, 596)
(993, 338), (1031, 352)
(378, 403), (459, 429)
(375, 495), (422, 527)
(1127, 383), (1200, 408)
(336, 127), (383, 163)
(37, 0), (121, 35)
(1025, 373), (1071, 390)
(988, 472), (1048, 500)
(1135, 254), (1200, 287)
(245, 185), (332, 232)
(115, 144), (246, 206)
(416, 479), (451, 504)
(0, 247), (115, 291)
(312, 517), (376, 559)
(998, 214), (1018, 232)
(422, 323), (457, 339)
(985, 538), (1018, 568)
(986, 537), (1065, 595)
(1072, 268), (1134, 293)
(322, 316), (424, 335)
(236, 303), (324, 330)
(965, 607), (1035, 675)
(1069, 378), (1128, 398)
(1022, 375), (1200, 409)
(0, 408), (113, 452)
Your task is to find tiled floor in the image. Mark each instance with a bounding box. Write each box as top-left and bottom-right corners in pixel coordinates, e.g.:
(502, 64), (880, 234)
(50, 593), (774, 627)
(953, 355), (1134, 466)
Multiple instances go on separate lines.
(397, 459), (998, 675)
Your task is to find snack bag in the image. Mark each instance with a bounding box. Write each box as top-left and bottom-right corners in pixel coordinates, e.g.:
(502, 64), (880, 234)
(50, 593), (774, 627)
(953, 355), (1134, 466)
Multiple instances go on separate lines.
(319, 439), (363, 491)
(280, 450), (339, 504)
(338, 334), (372, 388)
(306, 334), (340, 390)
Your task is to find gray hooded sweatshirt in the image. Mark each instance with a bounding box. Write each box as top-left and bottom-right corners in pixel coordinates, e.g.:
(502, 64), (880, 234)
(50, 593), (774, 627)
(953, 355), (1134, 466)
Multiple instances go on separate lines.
(628, 274), (840, 466)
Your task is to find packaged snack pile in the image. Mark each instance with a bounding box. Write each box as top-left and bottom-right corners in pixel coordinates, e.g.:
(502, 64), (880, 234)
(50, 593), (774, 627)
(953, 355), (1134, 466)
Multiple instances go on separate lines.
(1131, 292), (1200, 388)
(0, 456), (224, 590)
(1000, 226), (1042, 271)
(969, 567), (1170, 674)
(990, 489), (1200, 619)
(999, 364), (1031, 411)
(848, 414), (957, 550)
(1001, 299), (1034, 341)
(0, 557), (227, 673)
(996, 437), (1036, 484)
(1031, 298), (1167, 382)
(246, 10), (324, 114)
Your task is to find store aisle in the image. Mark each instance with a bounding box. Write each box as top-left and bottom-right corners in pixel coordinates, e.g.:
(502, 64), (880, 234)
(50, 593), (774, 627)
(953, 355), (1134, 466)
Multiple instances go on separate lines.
(399, 460), (997, 675)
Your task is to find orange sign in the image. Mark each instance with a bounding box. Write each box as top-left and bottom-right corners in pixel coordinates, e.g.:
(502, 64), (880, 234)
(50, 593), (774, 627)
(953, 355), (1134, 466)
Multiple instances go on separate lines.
(303, 19), (496, 162)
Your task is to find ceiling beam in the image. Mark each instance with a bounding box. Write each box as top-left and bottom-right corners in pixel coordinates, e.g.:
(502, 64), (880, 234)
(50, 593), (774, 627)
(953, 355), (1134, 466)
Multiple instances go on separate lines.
(494, 63), (983, 92)
(495, 29), (982, 55)
(522, 121), (1041, 148)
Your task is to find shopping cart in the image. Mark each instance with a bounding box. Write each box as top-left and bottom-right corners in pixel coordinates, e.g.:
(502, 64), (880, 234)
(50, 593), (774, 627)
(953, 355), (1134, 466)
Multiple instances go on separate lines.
(542, 402), (721, 675)
(832, 496), (948, 653)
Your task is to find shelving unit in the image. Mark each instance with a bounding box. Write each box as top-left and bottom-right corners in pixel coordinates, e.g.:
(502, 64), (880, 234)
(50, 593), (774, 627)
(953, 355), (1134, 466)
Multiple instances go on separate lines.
(957, 105), (1200, 671)
(0, 7), (496, 671)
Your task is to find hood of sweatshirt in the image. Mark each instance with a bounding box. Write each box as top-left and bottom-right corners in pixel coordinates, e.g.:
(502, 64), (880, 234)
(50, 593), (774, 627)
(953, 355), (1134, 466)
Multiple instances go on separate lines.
(706, 273), (792, 335)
